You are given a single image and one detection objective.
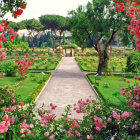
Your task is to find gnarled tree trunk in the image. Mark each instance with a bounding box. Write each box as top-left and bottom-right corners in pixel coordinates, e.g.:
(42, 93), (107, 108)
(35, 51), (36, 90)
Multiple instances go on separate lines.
(97, 48), (108, 75)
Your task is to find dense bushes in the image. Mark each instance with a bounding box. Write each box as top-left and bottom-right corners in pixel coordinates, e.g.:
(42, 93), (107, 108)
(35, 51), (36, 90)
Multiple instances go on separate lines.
(0, 61), (16, 76)
(126, 52), (140, 73)
(0, 77), (139, 139)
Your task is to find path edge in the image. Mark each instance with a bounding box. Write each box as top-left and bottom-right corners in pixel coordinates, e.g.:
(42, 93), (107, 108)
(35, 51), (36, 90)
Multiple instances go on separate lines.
(34, 74), (52, 103)
(75, 57), (101, 101)
(34, 57), (63, 103)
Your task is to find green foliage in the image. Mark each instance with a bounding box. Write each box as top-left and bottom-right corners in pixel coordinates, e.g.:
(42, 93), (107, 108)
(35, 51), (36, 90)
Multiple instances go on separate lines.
(4, 40), (29, 52)
(85, 50), (98, 57)
(87, 74), (136, 108)
(69, 0), (130, 48)
(0, 61), (16, 77)
(126, 52), (140, 73)
(76, 56), (127, 73)
(0, 0), (26, 17)
(39, 15), (70, 45)
(39, 15), (69, 31)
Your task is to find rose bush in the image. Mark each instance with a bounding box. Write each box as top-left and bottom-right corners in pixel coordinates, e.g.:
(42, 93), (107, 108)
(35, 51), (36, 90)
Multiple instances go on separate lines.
(14, 53), (34, 78)
(114, 0), (140, 51)
(0, 76), (139, 139)
(0, 0), (140, 139)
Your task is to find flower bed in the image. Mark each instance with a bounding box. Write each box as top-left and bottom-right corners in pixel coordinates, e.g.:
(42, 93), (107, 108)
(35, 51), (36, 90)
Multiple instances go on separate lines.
(87, 74), (138, 108)
(0, 72), (51, 103)
(75, 56), (127, 73)
(29, 56), (61, 71)
(0, 76), (139, 139)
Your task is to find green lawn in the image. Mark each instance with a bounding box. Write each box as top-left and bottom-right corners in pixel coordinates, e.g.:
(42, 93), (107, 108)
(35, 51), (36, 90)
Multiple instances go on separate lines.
(87, 74), (137, 108)
(0, 56), (61, 72)
(29, 56), (61, 71)
(76, 56), (127, 73)
(0, 73), (51, 103)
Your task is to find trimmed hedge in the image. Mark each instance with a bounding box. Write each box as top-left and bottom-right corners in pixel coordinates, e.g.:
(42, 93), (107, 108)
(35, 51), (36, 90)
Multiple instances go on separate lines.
(126, 52), (140, 73)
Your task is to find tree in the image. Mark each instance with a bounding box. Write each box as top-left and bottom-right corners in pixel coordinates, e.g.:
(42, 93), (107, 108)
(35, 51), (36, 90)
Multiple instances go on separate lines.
(19, 19), (43, 51)
(39, 15), (70, 50)
(69, 0), (130, 75)
(57, 17), (70, 45)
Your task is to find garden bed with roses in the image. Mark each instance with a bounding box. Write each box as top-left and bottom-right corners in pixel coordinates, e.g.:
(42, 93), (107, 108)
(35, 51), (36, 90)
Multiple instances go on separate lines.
(29, 56), (61, 71)
(87, 74), (139, 108)
(0, 72), (51, 103)
(75, 56), (127, 73)
(0, 76), (139, 140)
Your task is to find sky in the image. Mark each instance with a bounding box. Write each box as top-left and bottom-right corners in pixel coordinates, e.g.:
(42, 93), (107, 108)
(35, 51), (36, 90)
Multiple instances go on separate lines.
(4, 0), (92, 22)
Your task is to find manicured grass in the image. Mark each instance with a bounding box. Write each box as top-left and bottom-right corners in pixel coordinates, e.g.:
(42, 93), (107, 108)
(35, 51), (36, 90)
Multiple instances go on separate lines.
(0, 73), (51, 103)
(29, 56), (61, 71)
(76, 56), (127, 72)
(0, 56), (61, 72)
(87, 74), (137, 107)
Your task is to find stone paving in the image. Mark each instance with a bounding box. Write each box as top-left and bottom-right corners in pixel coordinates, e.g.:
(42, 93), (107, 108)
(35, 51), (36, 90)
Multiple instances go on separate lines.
(35, 57), (97, 119)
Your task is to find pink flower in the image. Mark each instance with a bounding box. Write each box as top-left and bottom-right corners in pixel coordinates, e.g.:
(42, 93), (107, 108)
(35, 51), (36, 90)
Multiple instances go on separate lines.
(122, 78), (126, 81)
(0, 74), (4, 78)
(0, 26), (4, 32)
(98, 118), (103, 124)
(65, 118), (69, 121)
(31, 57), (34, 62)
(5, 106), (15, 112)
(2, 114), (9, 121)
(25, 53), (30, 57)
(49, 135), (55, 140)
(9, 117), (15, 124)
(19, 101), (24, 106)
(29, 124), (34, 129)
(73, 120), (80, 128)
(2, 99), (4, 103)
(11, 35), (16, 40)
(21, 134), (25, 138)
(20, 129), (25, 134)
(14, 52), (19, 56)
(93, 116), (98, 122)
(20, 71), (25, 76)
(0, 121), (9, 134)
(11, 98), (16, 104)
(121, 111), (132, 119)
(20, 3), (26, 9)
(113, 111), (120, 120)
(20, 120), (28, 129)
(107, 117), (112, 122)
(87, 134), (93, 140)
(130, 29), (135, 35)
(0, 52), (6, 60)
(21, 114), (26, 118)
(44, 131), (49, 137)
(8, 29), (14, 34)
(0, 44), (2, 49)
(95, 126), (101, 131)
(75, 130), (81, 137)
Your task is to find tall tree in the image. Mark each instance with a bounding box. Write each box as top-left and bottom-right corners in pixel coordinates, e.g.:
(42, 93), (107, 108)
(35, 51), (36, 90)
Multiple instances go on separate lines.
(39, 15), (70, 50)
(19, 19), (43, 50)
(69, 0), (131, 75)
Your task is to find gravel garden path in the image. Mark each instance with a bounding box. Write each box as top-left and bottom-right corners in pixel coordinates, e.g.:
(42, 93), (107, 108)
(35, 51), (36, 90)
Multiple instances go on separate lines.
(35, 57), (97, 119)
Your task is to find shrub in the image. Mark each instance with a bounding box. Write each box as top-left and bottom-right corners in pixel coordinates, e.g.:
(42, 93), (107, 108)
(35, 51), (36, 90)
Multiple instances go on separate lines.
(85, 50), (98, 57)
(0, 76), (139, 139)
(126, 52), (140, 73)
(0, 61), (16, 76)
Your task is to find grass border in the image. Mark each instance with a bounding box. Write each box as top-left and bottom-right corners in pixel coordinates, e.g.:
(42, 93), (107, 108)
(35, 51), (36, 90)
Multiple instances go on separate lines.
(25, 72), (51, 103)
(75, 57), (140, 75)
(86, 73), (131, 110)
(29, 57), (62, 72)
